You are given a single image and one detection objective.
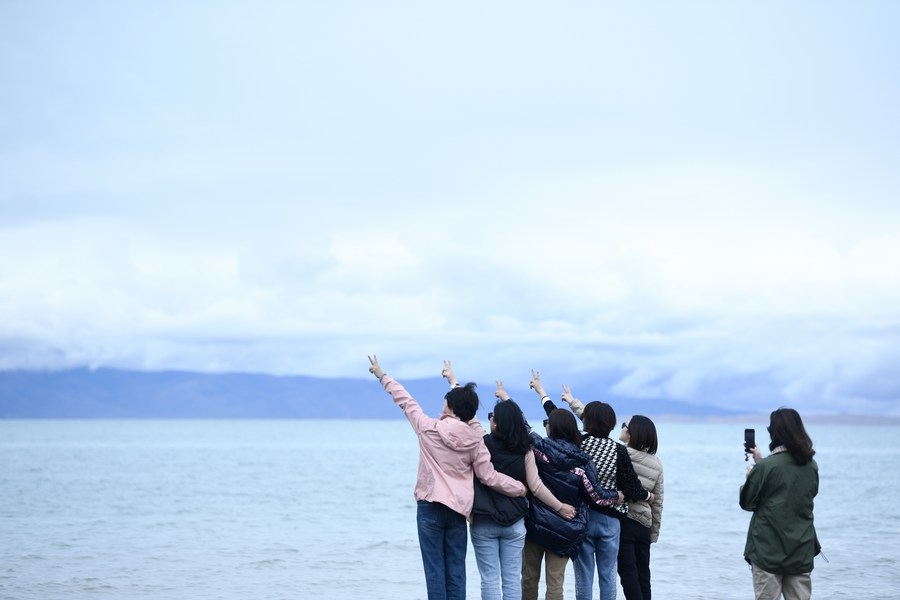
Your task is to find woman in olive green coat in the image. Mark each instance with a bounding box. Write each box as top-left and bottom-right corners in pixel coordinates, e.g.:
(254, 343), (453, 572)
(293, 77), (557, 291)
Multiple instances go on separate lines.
(740, 408), (821, 600)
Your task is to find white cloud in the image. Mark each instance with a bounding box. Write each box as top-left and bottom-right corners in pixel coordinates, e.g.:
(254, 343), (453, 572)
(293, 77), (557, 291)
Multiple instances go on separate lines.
(1, 2), (899, 415)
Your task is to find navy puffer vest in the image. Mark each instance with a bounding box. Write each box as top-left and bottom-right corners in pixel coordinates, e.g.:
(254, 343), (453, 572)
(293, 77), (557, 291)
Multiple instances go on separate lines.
(525, 433), (595, 558)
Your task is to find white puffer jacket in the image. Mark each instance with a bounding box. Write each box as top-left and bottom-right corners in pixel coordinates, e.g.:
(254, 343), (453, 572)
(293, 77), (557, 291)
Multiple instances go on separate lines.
(625, 447), (664, 543)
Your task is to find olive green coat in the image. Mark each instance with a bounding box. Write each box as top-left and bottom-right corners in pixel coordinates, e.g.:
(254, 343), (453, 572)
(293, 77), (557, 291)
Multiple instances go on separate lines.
(739, 451), (820, 574)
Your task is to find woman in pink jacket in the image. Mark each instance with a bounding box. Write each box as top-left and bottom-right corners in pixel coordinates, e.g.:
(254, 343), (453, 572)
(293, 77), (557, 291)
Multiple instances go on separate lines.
(368, 355), (527, 600)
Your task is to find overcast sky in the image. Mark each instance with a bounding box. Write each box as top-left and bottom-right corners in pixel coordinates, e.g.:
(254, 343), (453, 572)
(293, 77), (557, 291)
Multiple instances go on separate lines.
(2, 2), (899, 416)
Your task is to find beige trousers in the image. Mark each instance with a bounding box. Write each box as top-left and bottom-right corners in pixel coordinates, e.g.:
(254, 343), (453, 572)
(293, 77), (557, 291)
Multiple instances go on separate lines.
(521, 538), (569, 600)
(751, 564), (812, 600)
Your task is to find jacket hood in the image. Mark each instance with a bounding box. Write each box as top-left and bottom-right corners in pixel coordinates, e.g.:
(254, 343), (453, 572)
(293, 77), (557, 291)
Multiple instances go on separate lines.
(435, 415), (482, 451)
(539, 436), (589, 470)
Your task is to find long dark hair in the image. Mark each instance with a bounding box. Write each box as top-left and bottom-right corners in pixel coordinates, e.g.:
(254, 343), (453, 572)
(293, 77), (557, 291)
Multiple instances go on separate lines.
(491, 400), (531, 455)
(768, 407), (815, 465)
(547, 409), (582, 447)
(625, 415), (658, 454)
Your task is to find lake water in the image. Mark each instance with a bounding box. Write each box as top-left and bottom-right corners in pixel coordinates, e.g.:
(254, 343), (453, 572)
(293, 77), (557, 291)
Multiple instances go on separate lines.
(1, 419), (898, 599)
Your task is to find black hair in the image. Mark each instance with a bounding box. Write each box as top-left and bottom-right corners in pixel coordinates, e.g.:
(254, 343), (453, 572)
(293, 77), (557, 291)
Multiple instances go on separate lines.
(445, 382), (479, 422)
(624, 415), (658, 454)
(547, 409), (582, 447)
(768, 407), (815, 465)
(581, 401), (616, 437)
(491, 400), (532, 455)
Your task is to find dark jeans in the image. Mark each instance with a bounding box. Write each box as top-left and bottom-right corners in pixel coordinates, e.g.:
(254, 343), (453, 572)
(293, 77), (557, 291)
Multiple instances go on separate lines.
(417, 500), (468, 600)
(617, 516), (652, 600)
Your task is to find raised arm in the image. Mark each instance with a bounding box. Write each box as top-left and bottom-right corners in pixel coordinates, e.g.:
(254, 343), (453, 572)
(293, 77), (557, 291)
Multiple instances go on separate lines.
(368, 354), (436, 433)
(442, 359), (490, 436)
(368, 354), (385, 382)
(529, 370), (558, 417)
(495, 380), (511, 402)
(739, 457), (765, 512)
(441, 359), (461, 390)
(561, 384), (586, 419)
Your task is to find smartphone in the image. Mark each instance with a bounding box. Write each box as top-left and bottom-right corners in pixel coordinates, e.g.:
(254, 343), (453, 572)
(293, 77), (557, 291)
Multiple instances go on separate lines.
(744, 428), (755, 453)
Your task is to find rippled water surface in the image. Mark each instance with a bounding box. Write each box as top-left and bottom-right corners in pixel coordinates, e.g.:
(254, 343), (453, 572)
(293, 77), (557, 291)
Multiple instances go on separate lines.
(1, 419), (898, 599)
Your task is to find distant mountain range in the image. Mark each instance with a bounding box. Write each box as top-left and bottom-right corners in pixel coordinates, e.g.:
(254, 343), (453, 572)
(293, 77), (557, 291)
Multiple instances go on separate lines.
(0, 367), (746, 420)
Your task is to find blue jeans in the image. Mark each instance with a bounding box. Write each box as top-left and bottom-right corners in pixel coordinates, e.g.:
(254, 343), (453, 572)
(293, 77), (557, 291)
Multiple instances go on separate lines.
(417, 500), (468, 600)
(469, 516), (527, 600)
(573, 510), (621, 600)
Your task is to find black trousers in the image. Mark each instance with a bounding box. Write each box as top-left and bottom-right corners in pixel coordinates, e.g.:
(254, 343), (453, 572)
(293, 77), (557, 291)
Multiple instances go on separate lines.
(617, 516), (652, 600)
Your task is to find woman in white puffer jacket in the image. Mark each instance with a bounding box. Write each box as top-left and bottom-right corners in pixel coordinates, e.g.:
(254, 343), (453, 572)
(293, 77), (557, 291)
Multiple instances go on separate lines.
(617, 415), (664, 600)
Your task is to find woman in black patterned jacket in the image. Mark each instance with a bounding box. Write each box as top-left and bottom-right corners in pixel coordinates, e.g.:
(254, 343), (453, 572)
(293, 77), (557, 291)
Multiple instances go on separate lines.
(530, 374), (652, 600)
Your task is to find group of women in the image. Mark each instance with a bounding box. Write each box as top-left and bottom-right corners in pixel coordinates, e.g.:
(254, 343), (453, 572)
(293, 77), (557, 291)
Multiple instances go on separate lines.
(367, 355), (820, 600)
(367, 356), (665, 600)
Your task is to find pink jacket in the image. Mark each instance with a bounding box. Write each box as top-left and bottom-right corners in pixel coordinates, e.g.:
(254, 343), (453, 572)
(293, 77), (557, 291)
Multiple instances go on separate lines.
(382, 376), (527, 519)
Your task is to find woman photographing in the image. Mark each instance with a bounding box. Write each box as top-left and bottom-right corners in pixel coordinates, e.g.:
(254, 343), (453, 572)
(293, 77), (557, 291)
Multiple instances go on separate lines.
(740, 407), (821, 600)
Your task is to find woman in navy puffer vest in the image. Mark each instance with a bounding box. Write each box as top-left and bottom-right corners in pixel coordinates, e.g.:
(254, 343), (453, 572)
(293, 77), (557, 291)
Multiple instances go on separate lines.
(521, 371), (623, 600)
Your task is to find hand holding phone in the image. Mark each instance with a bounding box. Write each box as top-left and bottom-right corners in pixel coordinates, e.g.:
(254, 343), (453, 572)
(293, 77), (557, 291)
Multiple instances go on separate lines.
(744, 428), (755, 459)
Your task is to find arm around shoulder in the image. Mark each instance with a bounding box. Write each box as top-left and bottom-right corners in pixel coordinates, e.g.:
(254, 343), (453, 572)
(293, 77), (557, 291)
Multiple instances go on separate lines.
(524, 450), (563, 511)
(473, 441), (527, 497)
(617, 445), (651, 501)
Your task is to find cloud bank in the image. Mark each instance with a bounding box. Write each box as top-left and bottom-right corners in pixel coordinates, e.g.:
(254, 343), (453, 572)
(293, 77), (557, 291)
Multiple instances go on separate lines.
(2, 2), (899, 416)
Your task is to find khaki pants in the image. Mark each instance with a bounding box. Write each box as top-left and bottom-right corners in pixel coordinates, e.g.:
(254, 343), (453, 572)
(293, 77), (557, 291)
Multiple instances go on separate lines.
(522, 538), (569, 600)
(751, 564), (812, 600)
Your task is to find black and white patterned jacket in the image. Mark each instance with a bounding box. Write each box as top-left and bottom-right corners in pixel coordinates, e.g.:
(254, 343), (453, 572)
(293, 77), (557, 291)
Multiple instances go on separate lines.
(543, 398), (649, 519)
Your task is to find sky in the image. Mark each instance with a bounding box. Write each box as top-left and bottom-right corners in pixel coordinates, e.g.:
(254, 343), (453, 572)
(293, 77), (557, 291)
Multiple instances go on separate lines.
(2, 2), (899, 416)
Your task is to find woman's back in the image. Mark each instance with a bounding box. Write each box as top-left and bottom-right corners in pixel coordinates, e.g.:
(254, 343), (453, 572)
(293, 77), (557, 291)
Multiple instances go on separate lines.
(471, 433), (530, 527)
(740, 451), (819, 574)
(484, 434), (528, 480)
(627, 448), (663, 491)
(531, 434), (593, 506)
(625, 446), (664, 541)
(580, 434), (618, 486)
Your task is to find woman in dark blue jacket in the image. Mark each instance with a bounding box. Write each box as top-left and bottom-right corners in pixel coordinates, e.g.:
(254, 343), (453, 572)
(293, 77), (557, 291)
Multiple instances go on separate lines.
(521, 371), (624, 600)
